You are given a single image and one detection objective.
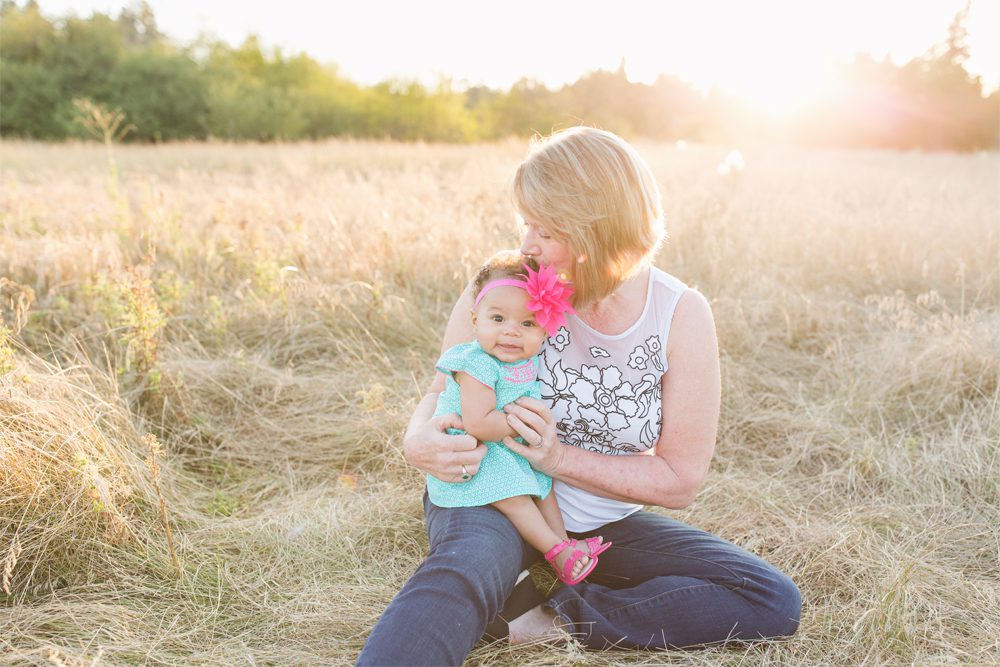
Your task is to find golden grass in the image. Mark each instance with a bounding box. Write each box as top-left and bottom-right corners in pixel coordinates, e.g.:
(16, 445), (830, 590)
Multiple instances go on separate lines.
(1, 138), (998, 665)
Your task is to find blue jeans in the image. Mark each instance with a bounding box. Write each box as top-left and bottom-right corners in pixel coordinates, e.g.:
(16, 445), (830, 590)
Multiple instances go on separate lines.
(357, 491), (801, 665)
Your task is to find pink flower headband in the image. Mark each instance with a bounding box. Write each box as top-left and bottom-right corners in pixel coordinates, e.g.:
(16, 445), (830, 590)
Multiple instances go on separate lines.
(474, 263), (575, 336)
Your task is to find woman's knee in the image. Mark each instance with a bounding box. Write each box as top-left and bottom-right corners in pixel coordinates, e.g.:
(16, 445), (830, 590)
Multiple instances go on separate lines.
(760, 568), (802, 638)
(431, 519), (523, 579)
(429, 504), (523, 557)
(424, 506), (525, 614)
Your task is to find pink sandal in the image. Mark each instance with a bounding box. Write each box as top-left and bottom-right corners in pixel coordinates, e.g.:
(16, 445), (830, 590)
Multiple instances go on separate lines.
(544, 537), (611, 585)
(585, 536), (612, 558)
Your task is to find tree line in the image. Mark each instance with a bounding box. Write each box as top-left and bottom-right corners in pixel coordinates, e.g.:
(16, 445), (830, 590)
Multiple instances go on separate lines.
(1, 1), (996, 150)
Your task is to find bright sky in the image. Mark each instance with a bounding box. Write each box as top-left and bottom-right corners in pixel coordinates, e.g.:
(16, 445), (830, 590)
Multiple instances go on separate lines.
(38, 0), (1000, 110)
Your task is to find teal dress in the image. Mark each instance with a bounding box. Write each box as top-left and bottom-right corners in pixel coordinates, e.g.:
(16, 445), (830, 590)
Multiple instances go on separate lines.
(427, 341), (553, 507)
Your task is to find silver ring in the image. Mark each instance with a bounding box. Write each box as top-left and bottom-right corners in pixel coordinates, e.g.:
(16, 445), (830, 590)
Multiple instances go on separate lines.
(460, 465), (471, 481)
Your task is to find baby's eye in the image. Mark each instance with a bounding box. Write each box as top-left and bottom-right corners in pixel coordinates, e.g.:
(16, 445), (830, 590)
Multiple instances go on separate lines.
(491, 314), (504, 323)
(522, 320), (536, 327)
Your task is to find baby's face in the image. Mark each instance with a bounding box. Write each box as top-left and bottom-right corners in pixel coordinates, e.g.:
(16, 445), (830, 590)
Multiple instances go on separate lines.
(471, 285), (547, 363)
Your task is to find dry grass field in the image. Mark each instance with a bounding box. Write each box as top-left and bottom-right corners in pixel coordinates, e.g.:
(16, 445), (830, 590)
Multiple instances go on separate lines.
(1, 138), (998, 666)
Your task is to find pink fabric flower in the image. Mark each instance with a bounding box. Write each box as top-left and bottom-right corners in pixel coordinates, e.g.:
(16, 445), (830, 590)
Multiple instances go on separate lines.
(523, 263), (575, 336)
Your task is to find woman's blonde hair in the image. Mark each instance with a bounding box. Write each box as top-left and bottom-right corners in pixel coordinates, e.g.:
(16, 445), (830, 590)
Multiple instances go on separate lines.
(511, 126), (665, 307)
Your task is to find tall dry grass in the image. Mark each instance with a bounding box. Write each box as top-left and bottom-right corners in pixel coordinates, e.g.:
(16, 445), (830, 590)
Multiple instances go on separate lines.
(1, 138), (998, 665)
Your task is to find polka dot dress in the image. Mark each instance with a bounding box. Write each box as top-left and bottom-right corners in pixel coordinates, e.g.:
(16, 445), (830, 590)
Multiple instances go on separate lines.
(427, 341), (553, 507)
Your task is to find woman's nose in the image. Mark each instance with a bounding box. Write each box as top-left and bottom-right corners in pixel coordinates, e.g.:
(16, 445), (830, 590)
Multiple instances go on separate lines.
(520, 231), (538, 257)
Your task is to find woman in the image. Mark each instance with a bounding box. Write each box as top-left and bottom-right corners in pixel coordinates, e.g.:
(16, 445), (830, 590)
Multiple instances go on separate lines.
(357, 127), (801, 665)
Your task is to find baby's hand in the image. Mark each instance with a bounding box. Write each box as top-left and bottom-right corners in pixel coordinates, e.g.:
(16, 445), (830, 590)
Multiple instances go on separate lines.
(503, 398), (565, 476)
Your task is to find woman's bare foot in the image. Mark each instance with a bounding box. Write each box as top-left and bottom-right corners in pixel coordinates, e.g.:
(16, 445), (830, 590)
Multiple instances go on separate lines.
(508, 603), (565, 645)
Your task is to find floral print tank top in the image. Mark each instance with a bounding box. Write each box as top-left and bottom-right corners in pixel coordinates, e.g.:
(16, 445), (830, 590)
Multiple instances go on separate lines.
(538, 267), (688, 532)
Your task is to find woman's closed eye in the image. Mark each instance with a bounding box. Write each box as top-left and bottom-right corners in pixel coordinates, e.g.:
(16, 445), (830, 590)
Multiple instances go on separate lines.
(522, 221), (551, 240)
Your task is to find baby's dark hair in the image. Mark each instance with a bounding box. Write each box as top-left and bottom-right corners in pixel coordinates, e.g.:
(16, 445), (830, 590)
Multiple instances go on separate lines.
(471, 250), (539, 297)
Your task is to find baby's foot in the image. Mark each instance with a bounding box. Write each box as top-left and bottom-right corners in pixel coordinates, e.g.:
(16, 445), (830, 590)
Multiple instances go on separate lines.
(552, 537), (605, 580)
(553, 545), (589, 580)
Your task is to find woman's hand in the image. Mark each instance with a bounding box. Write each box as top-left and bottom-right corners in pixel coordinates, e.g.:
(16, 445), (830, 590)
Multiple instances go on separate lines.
(501, 396), (565, 477)
(403, 412), (486, 483)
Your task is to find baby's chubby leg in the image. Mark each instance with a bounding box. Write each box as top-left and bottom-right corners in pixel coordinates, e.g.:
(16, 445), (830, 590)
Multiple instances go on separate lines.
(493, 495), (590, 580)
(534, 492), (606, 559)
(536, 491), (567, 538)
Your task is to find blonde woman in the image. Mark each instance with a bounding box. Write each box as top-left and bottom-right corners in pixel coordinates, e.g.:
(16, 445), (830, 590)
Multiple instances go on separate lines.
(357, 127), (801, 665)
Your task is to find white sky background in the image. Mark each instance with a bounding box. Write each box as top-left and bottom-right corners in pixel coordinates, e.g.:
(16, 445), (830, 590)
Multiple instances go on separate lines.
(36, 0), (1000, 97)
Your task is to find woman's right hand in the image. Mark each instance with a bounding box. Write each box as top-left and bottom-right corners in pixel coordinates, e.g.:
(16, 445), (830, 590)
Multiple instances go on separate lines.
(403, 412), (486, 483)
(404, 283), (483, 483)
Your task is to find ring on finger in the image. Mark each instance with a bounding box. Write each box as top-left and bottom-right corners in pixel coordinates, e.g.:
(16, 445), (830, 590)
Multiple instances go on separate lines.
(460, 465), (471, 481)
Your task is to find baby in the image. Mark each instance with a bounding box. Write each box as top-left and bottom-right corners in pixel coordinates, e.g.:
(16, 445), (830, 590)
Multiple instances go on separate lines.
(427, 250), (609, 584)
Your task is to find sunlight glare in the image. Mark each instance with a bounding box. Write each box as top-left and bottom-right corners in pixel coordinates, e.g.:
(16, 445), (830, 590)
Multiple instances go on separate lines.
(634, 2), (848, 117)
(716, 150), (746, 176)
(728, 56), (836, 116)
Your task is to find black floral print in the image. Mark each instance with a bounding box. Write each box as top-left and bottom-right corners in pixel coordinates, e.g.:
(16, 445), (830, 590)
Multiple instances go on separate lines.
(625, 336), (663, 372)
(550, 327), (571, 352)
(540, 352), (662, 455)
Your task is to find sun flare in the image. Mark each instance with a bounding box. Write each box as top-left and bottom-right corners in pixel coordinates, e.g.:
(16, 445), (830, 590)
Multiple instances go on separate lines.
(673, 37), (838, 117)
(728, 59), (836, 116)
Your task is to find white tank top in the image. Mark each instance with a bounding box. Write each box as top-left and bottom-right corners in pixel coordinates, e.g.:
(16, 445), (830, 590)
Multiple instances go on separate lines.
(538, 266), (688, 532)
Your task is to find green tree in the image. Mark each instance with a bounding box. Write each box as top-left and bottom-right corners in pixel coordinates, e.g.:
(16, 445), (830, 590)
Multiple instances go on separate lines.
(482, 78), (563, 138)
(202, 38), (311, 140)
(117, 1), (161, 48)
(105, 51), (209, 141)
(53, 13), (126, 98)
(899, 2), (995, 150)
(645, 75), (706, 140)
(1, 0), (994, 148)
(0, 1), (57, 63)
(0, 59), (70, 137)
(362, 78), (478, 142)
(0, 2), (67, 137)
(293, 63), (365, 138)
(562, 65), (638, 135)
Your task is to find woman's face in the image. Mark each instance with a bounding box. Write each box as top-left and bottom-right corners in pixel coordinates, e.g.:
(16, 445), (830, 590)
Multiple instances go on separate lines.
(519, 216), (573, 275)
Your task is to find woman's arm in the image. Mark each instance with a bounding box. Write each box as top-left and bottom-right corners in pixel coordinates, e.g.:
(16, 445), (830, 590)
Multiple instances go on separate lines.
(503, 289), (720, 509)
(401, 284), (489, 480)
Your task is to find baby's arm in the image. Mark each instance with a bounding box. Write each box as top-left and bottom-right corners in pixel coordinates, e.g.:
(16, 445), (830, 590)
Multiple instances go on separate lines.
(455, 372), (518, 442)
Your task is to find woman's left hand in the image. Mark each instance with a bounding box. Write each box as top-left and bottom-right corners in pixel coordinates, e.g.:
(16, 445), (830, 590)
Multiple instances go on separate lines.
(502, 396), (565, 477)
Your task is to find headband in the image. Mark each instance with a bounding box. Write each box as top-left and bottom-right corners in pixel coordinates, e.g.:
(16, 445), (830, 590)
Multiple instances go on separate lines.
(473, 263), (575, 336)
